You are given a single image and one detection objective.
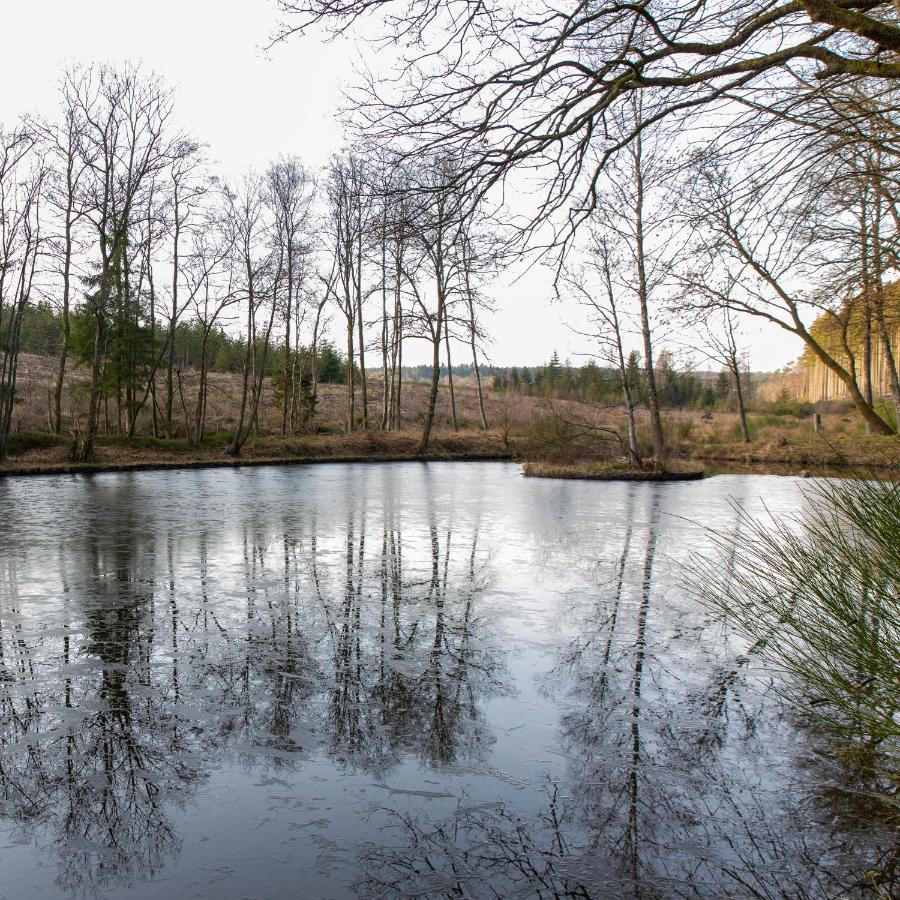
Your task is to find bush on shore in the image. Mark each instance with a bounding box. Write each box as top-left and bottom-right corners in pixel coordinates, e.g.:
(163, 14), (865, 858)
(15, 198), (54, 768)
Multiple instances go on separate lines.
(687, 473), (899, 806)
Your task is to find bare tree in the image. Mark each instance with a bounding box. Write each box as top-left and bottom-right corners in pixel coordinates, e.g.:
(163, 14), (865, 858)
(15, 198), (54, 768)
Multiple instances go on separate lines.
(278, 0), (900, 253)
(371, 159), (414, 432)
(0, 126), (44, 459)
(226, 174), (278, 457)
(592, 106), (670, 462)
(323, 154), (363, 433)
(458, 227), (491, 432)
(66, 63), (177, 461)
(406, 158), (465, 454)
(185, 204), (238, 444)
(682, 155), (896, 435)
(701, 310), (752, 444)
(562, 234), (641, 466)
(34, 95), (90, 435)
(163, 139), (207, 437)
(266, 156), (314, 435)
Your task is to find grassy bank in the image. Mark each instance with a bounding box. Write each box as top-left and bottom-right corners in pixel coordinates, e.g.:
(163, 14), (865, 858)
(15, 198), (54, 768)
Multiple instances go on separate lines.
(0, 429), (514, 477)
(2, 357), (898, 477)
(1, 421), (896, 478)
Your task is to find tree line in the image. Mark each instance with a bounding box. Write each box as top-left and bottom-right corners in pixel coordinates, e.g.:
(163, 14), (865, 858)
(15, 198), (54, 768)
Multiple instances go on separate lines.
(276, 0), (900, 466)
(490, 349), (751, 415)
(0, 63), (500, 461)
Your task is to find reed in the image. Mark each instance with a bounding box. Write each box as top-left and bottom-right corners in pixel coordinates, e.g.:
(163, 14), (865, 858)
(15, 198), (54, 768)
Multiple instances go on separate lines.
(687, 472), (899, 802)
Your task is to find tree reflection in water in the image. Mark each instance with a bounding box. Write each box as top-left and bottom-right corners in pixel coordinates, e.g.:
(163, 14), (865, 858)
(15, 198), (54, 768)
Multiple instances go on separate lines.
(0, 474), (503, 894)
(357, 485), (897, 900)
(0, 490), (198, 893)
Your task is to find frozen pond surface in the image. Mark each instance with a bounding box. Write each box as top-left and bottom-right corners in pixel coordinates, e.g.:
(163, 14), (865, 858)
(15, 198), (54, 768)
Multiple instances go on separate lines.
(0, 462), (893, 898)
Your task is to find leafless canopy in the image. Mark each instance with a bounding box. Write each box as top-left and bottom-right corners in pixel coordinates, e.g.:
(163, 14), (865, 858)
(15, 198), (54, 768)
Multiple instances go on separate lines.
(276, 1), (900, 242)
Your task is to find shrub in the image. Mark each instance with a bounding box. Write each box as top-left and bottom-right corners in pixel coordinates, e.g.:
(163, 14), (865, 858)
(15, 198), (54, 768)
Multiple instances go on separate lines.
(5, 430), (67, 455)
(685, 473), (899, 803)
(765, 398), (815, 418)
(97, 434), (192, 452)
(523, 413), (616, 463)
(676, 419), (694, 441)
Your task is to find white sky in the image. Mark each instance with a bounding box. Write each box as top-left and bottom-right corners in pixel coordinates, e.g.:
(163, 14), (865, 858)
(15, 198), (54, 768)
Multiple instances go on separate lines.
(0, 0), (802, 371)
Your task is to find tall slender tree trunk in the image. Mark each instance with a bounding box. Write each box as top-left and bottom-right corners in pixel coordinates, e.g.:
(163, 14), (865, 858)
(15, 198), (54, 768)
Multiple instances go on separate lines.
(732, 356), (751, 443)
(469, 320), (488, 431)
(602, 251), (640, 465)
(872, 177), (900, 422)
(464, 277), (488, 430)
(419, 244), (446, 454)
(633, 134), (665, 462)
(165, 198), (180, 437)
(311, 299), (324, 406)
(860, 189), (874, 409)
(148, 252), (159, 438)
(391, 242), (403, 430)
(53, 197), (75, 435)
(356, 227), (368, 430)
(443, 313), (458, 432)
(227, 262), (257, 457)
(282, 242), (293, 436)
(0, 283), (31, 459)
(80, 310), (107, 461)
(345, 309), (355, 434)
(232, 297), (277, 456)
(193, 328), (211, 444)
(380, 216), (390, 430)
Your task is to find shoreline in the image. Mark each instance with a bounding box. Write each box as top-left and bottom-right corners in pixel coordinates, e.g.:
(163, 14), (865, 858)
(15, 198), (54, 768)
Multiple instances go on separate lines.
(0, 450), (515, 479)
(0, 450), (893, 480)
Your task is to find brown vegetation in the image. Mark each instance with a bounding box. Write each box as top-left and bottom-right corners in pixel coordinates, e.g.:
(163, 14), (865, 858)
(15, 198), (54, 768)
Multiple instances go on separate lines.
(522, 461), (704, 481)
(2, 355), (897, 476)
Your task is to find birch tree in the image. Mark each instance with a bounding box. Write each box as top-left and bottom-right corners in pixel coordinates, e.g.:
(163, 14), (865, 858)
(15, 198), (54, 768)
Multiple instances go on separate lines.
(0, 126), (44, 459)
(67, 63), (176, 461)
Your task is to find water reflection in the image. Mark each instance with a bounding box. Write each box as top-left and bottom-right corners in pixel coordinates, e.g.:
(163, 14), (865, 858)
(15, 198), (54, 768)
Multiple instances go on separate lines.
(0, 469), (504, 894)
(0, 465), (894, 898)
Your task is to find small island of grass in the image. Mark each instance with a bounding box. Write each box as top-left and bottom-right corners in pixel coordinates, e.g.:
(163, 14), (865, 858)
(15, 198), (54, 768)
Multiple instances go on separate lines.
(522, 461), (706, 481)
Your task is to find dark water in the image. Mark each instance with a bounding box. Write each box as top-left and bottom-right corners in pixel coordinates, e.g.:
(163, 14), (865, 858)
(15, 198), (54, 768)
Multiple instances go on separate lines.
(0, 463), (893, 899)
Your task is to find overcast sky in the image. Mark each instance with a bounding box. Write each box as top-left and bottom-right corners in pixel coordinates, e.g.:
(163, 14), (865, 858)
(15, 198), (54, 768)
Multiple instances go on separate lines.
(1, 0), (802, 371)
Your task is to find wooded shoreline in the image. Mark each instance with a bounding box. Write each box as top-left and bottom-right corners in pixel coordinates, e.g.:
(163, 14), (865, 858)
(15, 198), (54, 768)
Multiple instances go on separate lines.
(0, 430), (895, 479)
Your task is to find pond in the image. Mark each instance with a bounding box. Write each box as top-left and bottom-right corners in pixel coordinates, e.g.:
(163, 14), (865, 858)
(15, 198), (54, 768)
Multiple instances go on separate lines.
(0, 462), (893, 898)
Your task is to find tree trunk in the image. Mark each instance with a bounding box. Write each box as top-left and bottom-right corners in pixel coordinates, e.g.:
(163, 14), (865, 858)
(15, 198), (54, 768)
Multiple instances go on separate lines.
(419, 260), (445, 454)
(53, 205), (74, 435)
(444, 313), (458, 432)
(381, 219), (390, 430)
(391, 249), (403, 430)
(356, 225), (368, 429)
(282, 242), (293, 436)
(732, 357), (751, 443)
(633, 134), (665, 462)
(345, 311), (355, 434)
(227, 279), (256, 457)
(165, 204), (180, 438)
(193, 328), (211, 445)
(79, 310), (107, 461)
(872, 183), (900, 422)
(468, 309), (488, 430)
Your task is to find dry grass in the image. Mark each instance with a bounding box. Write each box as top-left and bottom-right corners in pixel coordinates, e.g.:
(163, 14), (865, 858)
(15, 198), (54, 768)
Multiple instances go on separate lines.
(2, 354), (897, 474)
(522, 461), (705, 481)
